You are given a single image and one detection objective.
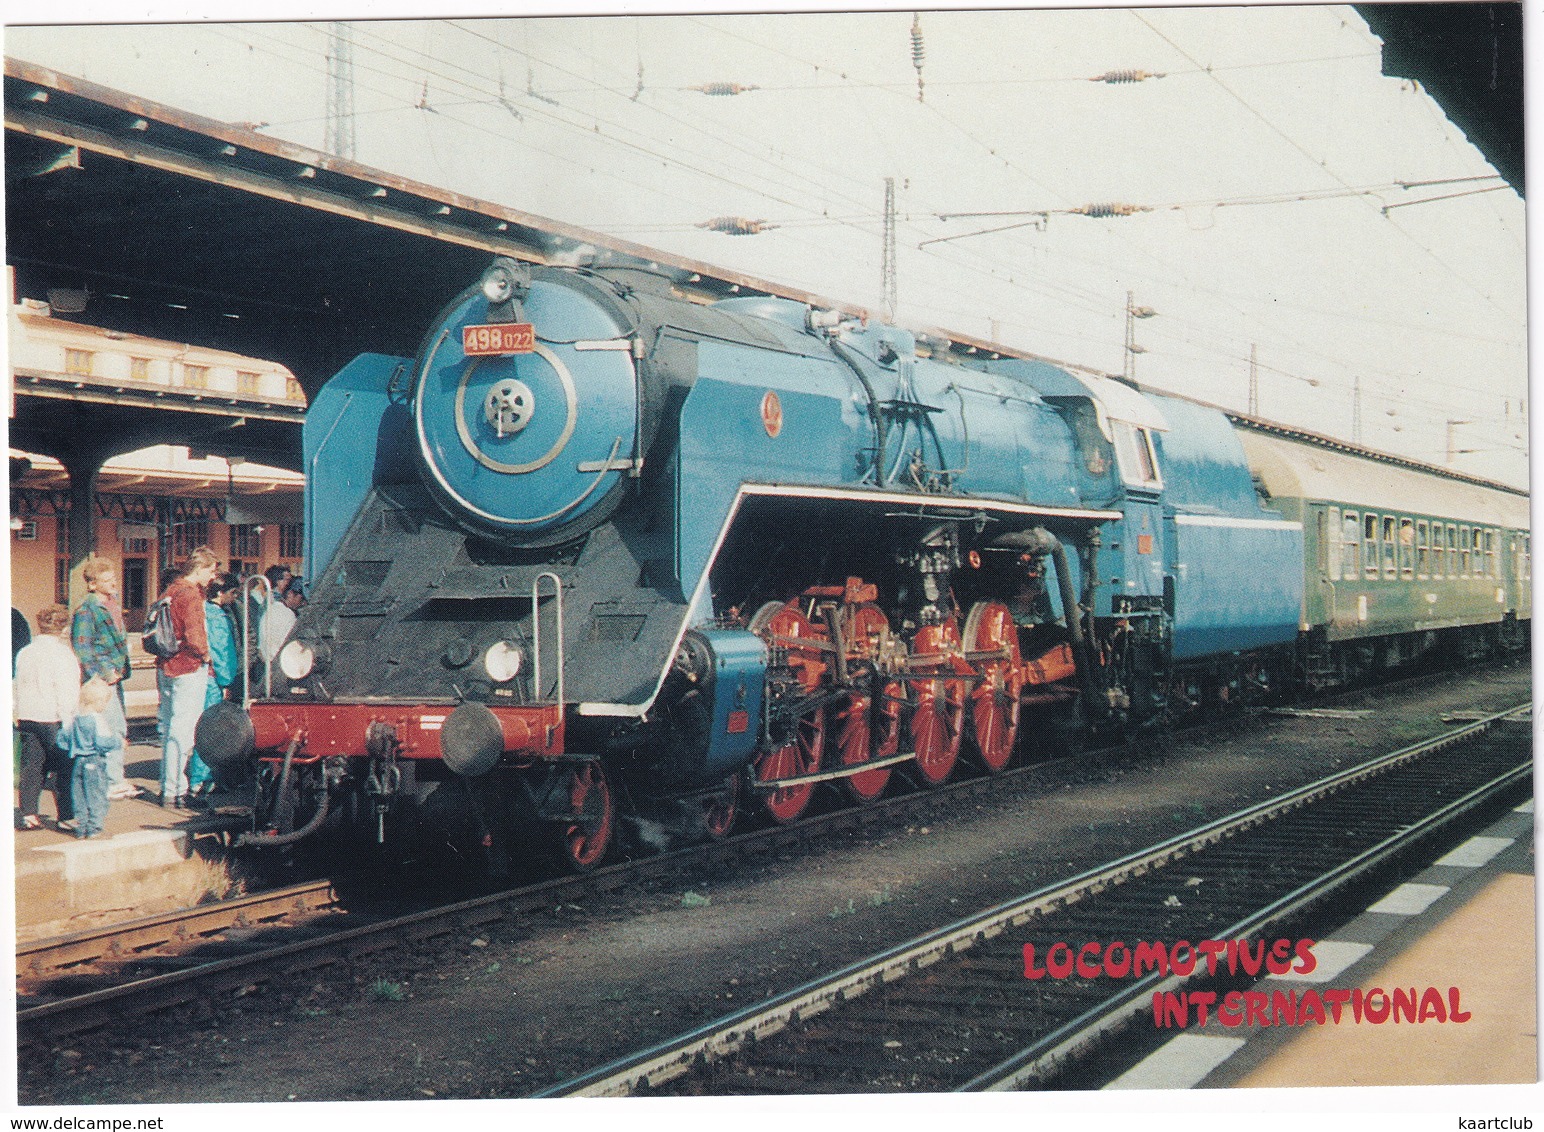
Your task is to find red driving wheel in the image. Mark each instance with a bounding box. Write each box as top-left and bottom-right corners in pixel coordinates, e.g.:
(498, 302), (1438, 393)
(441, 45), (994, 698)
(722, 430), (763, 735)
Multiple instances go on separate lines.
(749, 601), (828, 824)
(755, 708), (825, 824)
(909, 620), (965, 787)
(964, 601), (1023, 773)
(836, 603), (896, 803)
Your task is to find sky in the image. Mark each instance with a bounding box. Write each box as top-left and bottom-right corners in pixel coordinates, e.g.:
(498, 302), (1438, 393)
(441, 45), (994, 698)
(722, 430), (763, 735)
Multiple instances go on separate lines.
(2, 4), (1529, 493)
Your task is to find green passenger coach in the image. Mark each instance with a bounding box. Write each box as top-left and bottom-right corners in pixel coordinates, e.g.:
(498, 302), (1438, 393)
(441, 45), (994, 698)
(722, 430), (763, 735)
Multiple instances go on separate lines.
(1238, 426), (1529, 688)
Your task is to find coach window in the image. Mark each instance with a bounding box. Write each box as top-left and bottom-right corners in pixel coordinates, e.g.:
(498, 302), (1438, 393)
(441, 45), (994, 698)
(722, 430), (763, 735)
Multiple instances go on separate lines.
(1381, 516), (1397, 578)
(1433, 524), (1445, 578)
(1447, 525), (1458, 578)
(1341, 511), (1359, 580)
(1416, 521), (1430, 578)
(1486, 529), (1498, 579)
(1325, 508), (1340, 579)
(1363, 513), (1379, 578)
(1472, 527), (1485, 578)
(1459, 525), (1471, 576)
(1525, 535), (1532, 582)
(1398, 518), (1414, 578)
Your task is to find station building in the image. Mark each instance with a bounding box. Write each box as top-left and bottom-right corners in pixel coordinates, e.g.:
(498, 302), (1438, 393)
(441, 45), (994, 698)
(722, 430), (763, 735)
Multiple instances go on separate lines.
(8, 283), (305, 634)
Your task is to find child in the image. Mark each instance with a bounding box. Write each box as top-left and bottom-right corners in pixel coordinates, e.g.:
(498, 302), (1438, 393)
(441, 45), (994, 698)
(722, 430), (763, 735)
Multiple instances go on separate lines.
(56, 678), (124, 839)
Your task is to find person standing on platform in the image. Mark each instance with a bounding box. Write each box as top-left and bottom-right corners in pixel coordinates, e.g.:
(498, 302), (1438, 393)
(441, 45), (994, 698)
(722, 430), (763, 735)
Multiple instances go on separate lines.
(71, 555), (135, 799)
(14, 605), (80, 831)
(187, 573), (241, 801)
(56, 677), (123, 839)
(243, 564), (291, 699)
(155, 547), (218, 809)
(259, 581), (303, 670)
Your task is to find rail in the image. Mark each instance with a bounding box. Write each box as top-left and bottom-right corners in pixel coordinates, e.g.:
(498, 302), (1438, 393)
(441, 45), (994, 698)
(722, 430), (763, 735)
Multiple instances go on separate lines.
(537, 701), (1530, 1096)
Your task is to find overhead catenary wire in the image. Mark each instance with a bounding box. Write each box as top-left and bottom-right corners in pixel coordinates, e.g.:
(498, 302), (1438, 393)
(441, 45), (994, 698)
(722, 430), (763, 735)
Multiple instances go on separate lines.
(197, 17), (1518, 478)
(1129, 10), (1515, 318)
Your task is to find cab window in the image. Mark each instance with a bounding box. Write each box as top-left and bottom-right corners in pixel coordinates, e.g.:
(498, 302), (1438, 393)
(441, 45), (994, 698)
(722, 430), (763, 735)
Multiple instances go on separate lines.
(1112, 422), (1162, 491)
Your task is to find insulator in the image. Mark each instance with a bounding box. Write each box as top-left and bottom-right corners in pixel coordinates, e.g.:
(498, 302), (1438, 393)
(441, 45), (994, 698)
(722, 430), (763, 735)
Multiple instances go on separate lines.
(1071, 202), (1151, 218)
(1090, 69), (1167, 84)
(692, 82), (758, 96)
(696, 216), (775, 236)
(911, 15), (926, 68)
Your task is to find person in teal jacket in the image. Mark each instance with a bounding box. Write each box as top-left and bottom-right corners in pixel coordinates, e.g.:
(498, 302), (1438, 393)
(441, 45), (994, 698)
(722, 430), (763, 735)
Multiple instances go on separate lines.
(188, 574), (242, 801)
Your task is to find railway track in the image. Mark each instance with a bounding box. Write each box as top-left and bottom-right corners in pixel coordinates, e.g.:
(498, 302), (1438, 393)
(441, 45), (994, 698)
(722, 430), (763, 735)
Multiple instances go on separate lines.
(16, 730), (1094, 1047)
(535, 702), (1531, 1096)
(16, 675), (1524, 1053)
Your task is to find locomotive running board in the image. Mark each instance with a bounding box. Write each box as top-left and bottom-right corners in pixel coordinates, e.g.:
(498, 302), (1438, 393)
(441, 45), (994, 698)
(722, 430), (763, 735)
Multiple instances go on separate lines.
(742, 482), (1123, 524)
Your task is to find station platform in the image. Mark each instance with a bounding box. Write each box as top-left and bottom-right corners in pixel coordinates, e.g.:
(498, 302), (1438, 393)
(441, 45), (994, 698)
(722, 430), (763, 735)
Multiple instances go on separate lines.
(1105, 800), (1536, 1091)
(13, 738), (246, 941)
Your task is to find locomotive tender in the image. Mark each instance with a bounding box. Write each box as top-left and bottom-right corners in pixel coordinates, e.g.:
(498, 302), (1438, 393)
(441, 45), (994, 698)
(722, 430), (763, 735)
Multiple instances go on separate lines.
(196, 257), (1530, 871)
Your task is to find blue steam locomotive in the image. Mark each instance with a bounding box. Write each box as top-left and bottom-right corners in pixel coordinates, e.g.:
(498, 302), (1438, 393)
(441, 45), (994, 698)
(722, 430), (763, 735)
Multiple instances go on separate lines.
(196, 258), (1530, 871)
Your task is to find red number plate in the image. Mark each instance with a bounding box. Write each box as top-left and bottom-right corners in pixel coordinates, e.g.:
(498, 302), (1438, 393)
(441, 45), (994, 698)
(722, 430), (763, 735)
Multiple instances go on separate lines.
(463, 322), (536, 356)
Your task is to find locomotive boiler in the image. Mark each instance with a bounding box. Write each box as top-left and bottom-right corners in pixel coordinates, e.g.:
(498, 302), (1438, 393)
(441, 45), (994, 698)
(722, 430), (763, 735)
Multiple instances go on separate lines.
(196, 255), (1524, 872)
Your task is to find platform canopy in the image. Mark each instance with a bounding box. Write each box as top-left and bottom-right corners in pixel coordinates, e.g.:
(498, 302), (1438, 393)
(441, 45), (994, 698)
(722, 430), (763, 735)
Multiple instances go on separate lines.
(7, 57), (995, 470)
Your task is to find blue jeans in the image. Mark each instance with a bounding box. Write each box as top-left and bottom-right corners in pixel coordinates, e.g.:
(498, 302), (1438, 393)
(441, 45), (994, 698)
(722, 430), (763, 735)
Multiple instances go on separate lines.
(104, 694), (127, 790)
(157, 667), (209, 802)
(71, 754), (109, 837)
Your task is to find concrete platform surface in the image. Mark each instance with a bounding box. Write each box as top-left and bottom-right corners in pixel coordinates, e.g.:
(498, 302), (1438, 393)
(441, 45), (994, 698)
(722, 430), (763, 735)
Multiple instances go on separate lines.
(14, 741), (247, 940)
(1105, 802), (1537, 1090)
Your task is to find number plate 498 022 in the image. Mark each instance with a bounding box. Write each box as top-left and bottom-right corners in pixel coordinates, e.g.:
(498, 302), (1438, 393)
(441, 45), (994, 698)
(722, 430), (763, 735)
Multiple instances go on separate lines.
(463, 322), (536, 356)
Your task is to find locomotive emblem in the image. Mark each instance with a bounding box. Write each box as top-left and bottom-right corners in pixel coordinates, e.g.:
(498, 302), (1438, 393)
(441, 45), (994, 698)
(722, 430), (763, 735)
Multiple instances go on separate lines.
(484, 377), (535, 437)
(761, 389), (783, 438)
(452, 347), (577, 474)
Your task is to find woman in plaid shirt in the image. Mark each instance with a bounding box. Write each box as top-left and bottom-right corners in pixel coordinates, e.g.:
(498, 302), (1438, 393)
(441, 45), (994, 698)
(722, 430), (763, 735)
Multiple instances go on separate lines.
(71, 556), (135, 799)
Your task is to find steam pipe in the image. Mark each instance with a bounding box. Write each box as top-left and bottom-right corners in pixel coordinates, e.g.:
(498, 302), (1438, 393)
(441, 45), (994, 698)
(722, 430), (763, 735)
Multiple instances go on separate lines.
(1034, 528), (1105, 720)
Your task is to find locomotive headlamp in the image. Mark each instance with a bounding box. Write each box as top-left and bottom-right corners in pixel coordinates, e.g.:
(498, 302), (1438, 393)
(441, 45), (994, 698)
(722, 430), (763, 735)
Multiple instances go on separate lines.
(278, 639), (316, 681)
(482, 265), (517, 304)
(483, 640), (524, 683)
(480, 258), (531, 309)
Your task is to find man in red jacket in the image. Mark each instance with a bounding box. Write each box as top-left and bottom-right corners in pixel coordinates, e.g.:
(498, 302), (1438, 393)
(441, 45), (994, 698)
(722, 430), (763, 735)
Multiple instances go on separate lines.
(155, 546), (219, 808)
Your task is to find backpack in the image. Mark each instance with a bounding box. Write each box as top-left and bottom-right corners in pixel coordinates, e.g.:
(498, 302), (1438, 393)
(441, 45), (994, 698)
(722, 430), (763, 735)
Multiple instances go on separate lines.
(142, 594), (181, 659)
